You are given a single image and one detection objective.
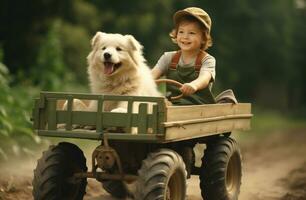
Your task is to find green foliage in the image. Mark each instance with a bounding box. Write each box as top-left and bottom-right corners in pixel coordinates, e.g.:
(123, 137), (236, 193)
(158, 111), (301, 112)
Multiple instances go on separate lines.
(0, 56), (42, 160)
(58, 22), (91, 83)
(250, 109), (306, 135)
(31, 20), (77, 91)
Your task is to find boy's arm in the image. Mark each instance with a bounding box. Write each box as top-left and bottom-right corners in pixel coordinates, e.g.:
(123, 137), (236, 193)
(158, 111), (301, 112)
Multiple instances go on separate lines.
(180, 71), (212, 95)
(151, 67), (163, 79)
(190, 71), (212, 90)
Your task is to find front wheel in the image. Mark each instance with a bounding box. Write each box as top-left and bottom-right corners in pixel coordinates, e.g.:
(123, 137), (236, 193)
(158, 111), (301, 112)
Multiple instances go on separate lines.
(135, 149), (187, 200)
(32, 142), (87, 200)
(200, 137), (242, 200)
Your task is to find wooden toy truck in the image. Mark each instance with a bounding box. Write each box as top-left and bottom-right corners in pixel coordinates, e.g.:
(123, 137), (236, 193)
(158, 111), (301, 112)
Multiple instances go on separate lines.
(32, 91), (252, 200)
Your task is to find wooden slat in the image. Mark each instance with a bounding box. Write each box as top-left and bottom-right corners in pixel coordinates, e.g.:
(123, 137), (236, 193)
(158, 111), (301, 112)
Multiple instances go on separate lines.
(47, 98), (57, 130)
(165, 118), (251, 141)
(138, 103), (148, 134)
(96, 96), (104, 132)
(38, 99), (46, 130)
(163, 114), (252, 127)
(37, 130), (161, 141)
(166, 103), (251, 121)
(66, 95), (73, 130)
(152, 105), (158, 134)
(126, 97), (133, 133)
(32, 99), (40, 129)
(42, 91), (165, 103)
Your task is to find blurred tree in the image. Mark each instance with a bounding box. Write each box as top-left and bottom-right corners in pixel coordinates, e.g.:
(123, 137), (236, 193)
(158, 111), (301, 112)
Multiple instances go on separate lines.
(290, 4), (306, 111)
(31, 20), (69, 90)
(90, 0), (175, 65)
(58, 0), (100, 83)
(0, 0), (74, 78)
(200, 0), (297, 109)
(0, 48), (40, 160)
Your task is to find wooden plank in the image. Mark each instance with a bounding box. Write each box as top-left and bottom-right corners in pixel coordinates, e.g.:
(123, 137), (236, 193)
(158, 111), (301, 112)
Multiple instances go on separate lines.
(32, 99), (40, 129)
(126, 97), (133, 133)
(96, 96), (104, 132)
(66, 95), (73, 130)
(164, 118), (251, 141)
(166, 103), (251, 121)
(47, 98), (57, 130)
(37, 130), (103, 140)
(152, 105), (158, 134)
(138, 103), (148, 134)
(37, 130), (161, 141)
(163, 114), (252, 127)
(42, 91), (165, 103)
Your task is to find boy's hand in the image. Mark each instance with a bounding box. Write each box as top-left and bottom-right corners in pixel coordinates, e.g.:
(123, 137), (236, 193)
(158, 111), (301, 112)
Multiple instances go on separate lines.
(180, 83), (197, 96)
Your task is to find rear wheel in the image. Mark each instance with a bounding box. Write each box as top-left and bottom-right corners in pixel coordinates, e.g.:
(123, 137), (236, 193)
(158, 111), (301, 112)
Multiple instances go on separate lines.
(200, 137), (242, 200)
(135, 149), (187, 200)
(32, 142), (87, 200)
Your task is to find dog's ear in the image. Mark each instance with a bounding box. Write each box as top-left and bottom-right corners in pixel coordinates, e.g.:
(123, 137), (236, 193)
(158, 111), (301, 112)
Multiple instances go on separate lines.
(91, 32), (103, 48)
(125, 35), (143, 51)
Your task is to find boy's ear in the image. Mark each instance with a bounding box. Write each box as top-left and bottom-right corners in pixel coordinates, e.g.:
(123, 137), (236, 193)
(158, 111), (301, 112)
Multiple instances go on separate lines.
(125, 34), (143, 51)
(91, 32), (104, 48)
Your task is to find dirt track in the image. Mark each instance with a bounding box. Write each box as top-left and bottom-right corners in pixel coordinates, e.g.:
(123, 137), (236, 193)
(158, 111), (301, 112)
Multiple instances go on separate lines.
(1, 128), (306, 200)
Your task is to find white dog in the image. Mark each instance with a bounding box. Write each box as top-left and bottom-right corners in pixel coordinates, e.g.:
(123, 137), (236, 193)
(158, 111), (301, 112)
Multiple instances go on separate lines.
(87, 32), (161, 112)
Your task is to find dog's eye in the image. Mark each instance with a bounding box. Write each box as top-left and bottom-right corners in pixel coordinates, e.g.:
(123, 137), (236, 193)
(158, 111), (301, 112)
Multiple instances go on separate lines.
(102, 47), (106, 50)
(116, 47), (122, 51)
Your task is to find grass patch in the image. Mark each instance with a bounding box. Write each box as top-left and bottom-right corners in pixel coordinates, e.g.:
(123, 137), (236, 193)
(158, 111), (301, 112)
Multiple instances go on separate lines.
(233, 107), (306, 142)
(250, 108), (306, 134)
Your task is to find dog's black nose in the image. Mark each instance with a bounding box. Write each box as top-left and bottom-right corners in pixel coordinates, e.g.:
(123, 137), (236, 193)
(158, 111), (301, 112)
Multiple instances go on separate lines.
(104, 53), (111, 60)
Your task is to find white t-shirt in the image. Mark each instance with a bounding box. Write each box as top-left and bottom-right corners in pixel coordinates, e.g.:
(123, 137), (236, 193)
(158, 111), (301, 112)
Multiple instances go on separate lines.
(153, 51), (216, 82)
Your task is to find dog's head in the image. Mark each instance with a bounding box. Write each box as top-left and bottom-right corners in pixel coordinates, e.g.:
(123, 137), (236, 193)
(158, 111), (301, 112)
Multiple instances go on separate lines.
(88, 32), (145, 77)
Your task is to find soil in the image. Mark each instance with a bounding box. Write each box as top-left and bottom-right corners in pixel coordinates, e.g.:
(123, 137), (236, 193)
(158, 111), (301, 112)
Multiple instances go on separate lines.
(0, 128), (306, 200)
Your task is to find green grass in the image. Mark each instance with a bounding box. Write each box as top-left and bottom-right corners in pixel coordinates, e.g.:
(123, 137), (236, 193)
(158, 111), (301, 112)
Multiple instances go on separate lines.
(250, 108), (306, 134)
(233, 107), (306, 142)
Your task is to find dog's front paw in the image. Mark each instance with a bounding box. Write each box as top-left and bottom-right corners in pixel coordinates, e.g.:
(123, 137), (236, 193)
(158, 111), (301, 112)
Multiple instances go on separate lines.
(111, 107), (127, 113)
(57, 123), (66, 129)
(84, 125), (96, 130)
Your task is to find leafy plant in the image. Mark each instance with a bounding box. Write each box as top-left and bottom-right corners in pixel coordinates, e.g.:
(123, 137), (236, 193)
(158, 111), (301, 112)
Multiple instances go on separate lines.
(0, 52), (42, 161)
(31, 20), (76, 91)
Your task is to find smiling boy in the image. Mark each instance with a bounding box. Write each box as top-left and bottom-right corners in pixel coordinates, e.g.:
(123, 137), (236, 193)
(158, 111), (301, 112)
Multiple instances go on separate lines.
(152, 7), (216, 105)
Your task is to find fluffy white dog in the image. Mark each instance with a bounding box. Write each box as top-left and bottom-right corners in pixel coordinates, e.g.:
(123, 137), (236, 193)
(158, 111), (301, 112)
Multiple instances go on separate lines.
(87, 32), (161, 112)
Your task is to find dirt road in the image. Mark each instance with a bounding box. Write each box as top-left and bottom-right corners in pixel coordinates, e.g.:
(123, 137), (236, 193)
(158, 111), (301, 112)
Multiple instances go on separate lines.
(1, 128), (306, 200)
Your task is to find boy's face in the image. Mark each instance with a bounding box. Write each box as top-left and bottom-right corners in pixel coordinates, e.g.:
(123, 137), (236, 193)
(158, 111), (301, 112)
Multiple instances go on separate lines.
(176, 21), (204, 53)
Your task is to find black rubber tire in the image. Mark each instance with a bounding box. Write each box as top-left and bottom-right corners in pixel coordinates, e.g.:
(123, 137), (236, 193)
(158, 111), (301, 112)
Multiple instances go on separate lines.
(102, 180), (130, 198)
(135, 149), (187, 200)
(179, 146), (195, 178)
(32, 142), (87, 200)
(200, 137), (242, 200)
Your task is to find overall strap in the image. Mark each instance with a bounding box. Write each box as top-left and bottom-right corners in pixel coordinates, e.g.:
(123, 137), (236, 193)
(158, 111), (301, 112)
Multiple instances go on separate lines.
(170, 50), (207, 71)
(194, 50), (207, 71)
(169, 51), (181, 69)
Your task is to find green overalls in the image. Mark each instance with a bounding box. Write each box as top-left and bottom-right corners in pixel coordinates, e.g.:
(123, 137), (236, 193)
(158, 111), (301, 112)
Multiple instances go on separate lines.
(166, 50), (216, 105)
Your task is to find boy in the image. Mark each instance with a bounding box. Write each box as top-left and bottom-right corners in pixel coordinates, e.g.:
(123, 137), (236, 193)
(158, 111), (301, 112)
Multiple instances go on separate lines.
(152, 7), (216, 105)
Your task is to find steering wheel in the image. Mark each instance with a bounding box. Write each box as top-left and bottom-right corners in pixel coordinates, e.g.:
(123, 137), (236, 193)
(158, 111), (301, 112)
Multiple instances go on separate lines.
(155, 79), (184, 100)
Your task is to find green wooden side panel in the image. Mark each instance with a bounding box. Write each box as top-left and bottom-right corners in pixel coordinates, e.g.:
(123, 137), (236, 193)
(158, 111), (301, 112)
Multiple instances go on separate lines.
(32, 92), (166, 142)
